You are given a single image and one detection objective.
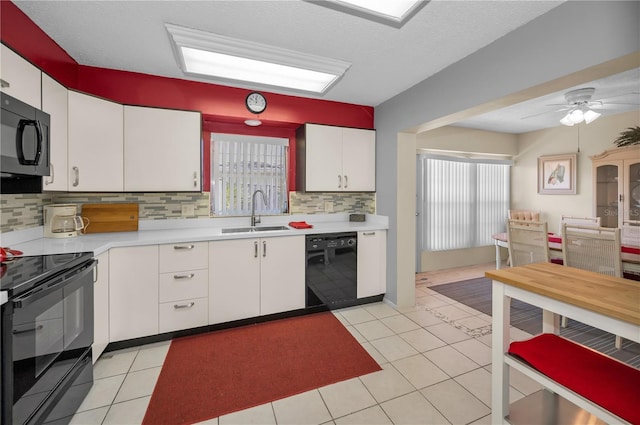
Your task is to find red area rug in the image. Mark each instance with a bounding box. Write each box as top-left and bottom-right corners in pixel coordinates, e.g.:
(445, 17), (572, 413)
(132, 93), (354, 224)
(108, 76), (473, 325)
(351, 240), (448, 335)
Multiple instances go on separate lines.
(142, 312), (381, 425)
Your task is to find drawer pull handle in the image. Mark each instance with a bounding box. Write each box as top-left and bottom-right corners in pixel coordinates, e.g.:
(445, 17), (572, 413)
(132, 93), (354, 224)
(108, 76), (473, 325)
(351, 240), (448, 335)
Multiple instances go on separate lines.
(174, 245), (195, 250)
(174, 302), (195, 309)
(363, 232), (376, 236)
(173, 273), (195, 280)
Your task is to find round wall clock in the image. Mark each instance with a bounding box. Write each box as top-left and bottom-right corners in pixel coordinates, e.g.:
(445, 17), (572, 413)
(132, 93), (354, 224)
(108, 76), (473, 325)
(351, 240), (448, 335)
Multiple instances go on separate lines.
(245, 92), (267, 114)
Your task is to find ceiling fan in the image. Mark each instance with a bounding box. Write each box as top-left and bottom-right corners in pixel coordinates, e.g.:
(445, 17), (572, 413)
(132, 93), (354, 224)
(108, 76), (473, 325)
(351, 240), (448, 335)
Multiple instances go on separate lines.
(523, 87), (640, 126)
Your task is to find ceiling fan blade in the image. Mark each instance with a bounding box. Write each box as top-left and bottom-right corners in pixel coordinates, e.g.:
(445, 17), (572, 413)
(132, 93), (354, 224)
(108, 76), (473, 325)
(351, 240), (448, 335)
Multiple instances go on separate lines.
(594, 91), (640, 101)
(521, 107), (569, 120)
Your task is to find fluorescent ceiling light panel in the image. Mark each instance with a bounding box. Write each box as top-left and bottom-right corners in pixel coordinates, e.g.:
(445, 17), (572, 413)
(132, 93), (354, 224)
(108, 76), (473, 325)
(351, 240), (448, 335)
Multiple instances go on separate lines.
(306, 0), (428, 27)
(166, 24), (350, 94)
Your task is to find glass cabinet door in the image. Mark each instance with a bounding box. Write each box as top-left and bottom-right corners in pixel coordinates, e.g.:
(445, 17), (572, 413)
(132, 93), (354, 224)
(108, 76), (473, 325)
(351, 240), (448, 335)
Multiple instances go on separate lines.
(628, 161), (640, 223)
(595, 164), (620, 228)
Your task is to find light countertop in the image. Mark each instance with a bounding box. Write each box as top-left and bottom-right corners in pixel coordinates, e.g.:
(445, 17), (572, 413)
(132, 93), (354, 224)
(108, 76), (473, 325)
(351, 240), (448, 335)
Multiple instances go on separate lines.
(3, 213), (388, 257)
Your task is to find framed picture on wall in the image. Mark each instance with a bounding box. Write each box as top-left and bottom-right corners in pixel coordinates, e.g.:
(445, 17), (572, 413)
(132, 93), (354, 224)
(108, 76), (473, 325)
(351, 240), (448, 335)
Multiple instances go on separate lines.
(538, 153), (577, 195)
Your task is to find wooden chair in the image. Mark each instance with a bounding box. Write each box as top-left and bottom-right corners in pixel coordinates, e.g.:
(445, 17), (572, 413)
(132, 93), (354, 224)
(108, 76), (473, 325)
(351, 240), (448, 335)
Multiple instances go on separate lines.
(621, 220), (640, 247)
(508, 209), (541, 222)
(558, 215), (600, 235)
(507, 219), (549, 267)
(561, 223), (623, 348)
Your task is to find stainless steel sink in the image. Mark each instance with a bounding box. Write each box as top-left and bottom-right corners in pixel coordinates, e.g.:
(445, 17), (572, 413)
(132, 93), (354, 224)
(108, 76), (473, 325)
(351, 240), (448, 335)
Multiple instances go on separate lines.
(221, 225), (289, 234)
(253, 225), (289, 232)
(221, 227), (253, 234)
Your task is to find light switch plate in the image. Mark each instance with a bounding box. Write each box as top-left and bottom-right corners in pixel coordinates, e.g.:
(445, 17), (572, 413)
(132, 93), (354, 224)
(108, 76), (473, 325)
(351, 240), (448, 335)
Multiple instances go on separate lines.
(324, 201), (334, 213)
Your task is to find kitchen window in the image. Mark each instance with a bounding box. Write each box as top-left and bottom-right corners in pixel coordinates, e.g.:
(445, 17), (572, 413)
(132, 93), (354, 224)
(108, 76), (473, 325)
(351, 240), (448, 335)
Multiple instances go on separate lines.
(210, 133), (288, 216)
(417, 154), (511, 251)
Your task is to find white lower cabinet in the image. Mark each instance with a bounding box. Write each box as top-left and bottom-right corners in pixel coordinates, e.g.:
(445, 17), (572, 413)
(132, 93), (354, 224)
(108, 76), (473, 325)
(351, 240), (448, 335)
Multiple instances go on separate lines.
(357, 230), (387, 298)
(93, 252), (109, 363)
(209, 239), (260, 324)
(209, 235), (305, 324)
(158, 241), (209, 332)
(109, 246), (159, 342)
(260, 236), (305, 315)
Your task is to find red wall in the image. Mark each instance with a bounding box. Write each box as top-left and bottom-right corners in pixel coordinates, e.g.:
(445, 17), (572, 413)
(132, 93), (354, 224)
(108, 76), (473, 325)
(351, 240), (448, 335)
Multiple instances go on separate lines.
(0, 0), (374, 193)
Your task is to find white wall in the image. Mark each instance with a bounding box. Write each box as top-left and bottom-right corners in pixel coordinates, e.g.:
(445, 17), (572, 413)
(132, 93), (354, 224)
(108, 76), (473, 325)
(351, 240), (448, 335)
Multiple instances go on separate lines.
(513, 110), (640, 235)
(417, 126), (518, 155)
(375, 1), (640, 307)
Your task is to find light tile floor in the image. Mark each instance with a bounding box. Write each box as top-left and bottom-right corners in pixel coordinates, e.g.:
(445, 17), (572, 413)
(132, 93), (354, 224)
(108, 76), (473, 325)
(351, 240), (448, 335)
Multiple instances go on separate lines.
(69, 263), (542, 424)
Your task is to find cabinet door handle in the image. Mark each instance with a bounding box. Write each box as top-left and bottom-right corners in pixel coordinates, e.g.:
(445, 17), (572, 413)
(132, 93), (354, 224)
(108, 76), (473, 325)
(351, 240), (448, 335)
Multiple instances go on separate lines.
(72, 166), (79, 187)
(344, 175), (348, 189)
(173, 244), (195, 250)
(174, 302), (195, 309)
(362, 232), (376, 236)
(193, 172), (198, 188)
(263, 241), (267, 257)
(338, 175), (342, 188)
(45, 163), (55, 185)
(254, 241), (258, 258)
(620, 194), (623, 202)
(13, 324), (43, 334)
(173, 273), (195, 280)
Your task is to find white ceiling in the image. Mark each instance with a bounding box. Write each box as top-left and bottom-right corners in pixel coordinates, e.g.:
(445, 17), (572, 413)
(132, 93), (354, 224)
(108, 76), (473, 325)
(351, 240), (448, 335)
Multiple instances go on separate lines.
(12, 0), (639, 133)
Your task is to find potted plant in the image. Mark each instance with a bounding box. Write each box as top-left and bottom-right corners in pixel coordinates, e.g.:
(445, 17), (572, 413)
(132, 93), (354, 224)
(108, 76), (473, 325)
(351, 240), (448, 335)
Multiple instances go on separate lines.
(613, 126), (640, 147)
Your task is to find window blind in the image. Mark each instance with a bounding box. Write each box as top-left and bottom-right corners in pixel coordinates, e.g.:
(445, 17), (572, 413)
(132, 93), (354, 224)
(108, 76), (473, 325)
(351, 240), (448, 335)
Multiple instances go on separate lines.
(211, 134), (288, 216)
(418, 155), (510, 251)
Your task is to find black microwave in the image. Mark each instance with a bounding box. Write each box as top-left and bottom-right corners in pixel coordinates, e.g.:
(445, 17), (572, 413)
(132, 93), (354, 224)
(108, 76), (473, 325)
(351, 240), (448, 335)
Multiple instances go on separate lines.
(1, 91), (50, 194)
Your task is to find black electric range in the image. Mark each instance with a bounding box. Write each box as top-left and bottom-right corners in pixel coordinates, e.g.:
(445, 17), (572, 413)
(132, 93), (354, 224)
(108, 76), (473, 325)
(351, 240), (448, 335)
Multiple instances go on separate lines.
(1, 251), (96, 425)
(0, 252), (94, 299)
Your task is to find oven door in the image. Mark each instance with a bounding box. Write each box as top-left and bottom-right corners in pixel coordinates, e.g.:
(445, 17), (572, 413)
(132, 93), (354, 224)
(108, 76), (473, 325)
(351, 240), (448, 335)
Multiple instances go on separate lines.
(2, 259), (95, 425)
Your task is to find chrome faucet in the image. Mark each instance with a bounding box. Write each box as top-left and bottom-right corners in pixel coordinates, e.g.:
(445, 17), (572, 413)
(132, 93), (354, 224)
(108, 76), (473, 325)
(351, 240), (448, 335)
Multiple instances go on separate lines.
(251, 189), (267, 227)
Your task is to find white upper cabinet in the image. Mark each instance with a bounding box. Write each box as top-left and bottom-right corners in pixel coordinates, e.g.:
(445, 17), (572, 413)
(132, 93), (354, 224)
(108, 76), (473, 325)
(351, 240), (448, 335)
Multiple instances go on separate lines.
(124, 105), (201, 192)
(303, 124), (343, 191)
(341, 127), (376, 191)
(296, 123), (376, 192)
(68, 91), (124, 191)
(0, 44), (41, 108)
(41, 74), (68, 191)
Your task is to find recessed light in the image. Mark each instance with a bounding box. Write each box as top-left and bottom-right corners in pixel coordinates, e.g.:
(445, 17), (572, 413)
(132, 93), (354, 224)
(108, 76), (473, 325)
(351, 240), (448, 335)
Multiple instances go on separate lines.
(166, 24), (351, 94)
(306, 0), (428, 28)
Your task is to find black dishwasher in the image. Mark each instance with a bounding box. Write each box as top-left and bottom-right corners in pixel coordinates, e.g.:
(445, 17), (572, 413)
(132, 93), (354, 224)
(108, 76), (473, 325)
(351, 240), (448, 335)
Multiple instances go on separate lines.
(305, 233), (358, 310)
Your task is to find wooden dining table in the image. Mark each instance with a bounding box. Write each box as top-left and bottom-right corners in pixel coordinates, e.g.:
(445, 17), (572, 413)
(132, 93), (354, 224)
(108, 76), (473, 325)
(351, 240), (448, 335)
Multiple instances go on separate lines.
(492, 232), (640, 279)
(487, 262), (640, 424)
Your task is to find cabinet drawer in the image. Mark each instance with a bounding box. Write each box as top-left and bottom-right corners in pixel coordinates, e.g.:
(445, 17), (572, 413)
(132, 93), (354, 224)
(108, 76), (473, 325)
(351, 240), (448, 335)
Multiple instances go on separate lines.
(159, 297), (208, 333)
(159, 241), (208, 272)
(159, 269), (208, 302)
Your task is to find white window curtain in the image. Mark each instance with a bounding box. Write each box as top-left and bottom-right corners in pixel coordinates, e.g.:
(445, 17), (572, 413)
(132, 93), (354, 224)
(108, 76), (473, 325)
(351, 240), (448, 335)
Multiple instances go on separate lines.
(418, 154), (511, 251)
(211, 133), (288, 216)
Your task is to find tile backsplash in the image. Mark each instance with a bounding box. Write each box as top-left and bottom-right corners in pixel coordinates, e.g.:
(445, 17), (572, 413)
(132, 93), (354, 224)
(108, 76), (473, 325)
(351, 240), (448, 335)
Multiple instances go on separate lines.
(0, 191), (375, 234)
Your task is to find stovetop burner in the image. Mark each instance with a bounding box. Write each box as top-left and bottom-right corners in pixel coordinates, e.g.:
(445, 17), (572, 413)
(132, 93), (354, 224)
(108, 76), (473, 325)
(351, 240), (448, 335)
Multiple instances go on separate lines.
(0, 252), (94, 298)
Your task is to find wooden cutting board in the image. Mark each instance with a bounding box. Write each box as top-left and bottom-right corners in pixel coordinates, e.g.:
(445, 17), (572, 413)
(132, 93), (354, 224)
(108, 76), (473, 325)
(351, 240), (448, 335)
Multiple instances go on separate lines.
(81, 203), (139, 233)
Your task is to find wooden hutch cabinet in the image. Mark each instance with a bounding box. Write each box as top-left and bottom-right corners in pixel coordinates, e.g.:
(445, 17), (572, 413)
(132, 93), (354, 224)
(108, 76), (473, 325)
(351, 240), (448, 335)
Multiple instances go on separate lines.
(591, 145), (640, 228)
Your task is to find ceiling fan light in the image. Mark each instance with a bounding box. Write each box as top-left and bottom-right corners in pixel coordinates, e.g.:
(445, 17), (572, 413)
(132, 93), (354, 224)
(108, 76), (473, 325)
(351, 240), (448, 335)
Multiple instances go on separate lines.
(583, 109), (601, 124)
(560, 113), (575, 126)
(568, 109), (585, 124)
